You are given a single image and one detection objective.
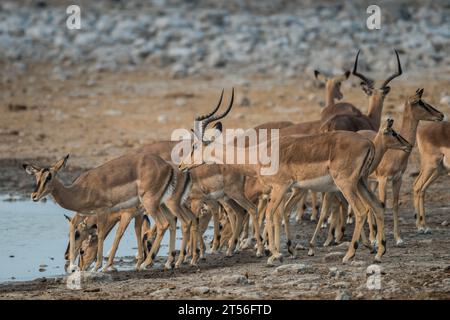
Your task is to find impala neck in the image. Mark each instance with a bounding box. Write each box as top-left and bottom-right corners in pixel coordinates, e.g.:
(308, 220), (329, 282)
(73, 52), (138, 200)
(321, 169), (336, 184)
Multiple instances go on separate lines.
(367, 94), (385, 130)
(369, 132), (388, 172)
(51, 177), (87, 212)
(400, 103), (419, 146)
(325, 83), (335, 107)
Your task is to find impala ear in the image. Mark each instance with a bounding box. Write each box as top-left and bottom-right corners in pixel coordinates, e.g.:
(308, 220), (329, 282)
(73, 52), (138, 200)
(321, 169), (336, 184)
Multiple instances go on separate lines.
(213, 121), (222, 133)
(64, 214), (72, 223)
(51, 154), (69, 172)
(23, 164), (40, 175)
(314, 70), (327, 82)
(415, 88), (424, 97)
(382, 86), (391, 96)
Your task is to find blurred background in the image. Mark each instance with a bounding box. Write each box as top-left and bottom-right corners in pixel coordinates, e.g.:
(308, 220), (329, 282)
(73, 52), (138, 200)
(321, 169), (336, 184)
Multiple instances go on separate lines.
(0, 0), (449, 183)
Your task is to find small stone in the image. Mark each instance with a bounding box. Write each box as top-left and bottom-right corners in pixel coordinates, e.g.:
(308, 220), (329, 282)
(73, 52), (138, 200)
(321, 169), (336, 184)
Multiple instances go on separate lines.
(329, 267), (338, 276)
(157, 114), (168, 124)
(335, 289), (351, 300)
(38, 268), (46, 272)
(191, 286), (210, 295)
(9, 255), (14, 258)
(104, 109), (122, 116)
(351, 260), (367, 267)
(441, 220), (448, 226)
(440, 95), (450, 105)
(174, 98), (186, 107)
(207, 51), (226, 68)
(216, 274), (249, 285)
(274, 263), (309, 275)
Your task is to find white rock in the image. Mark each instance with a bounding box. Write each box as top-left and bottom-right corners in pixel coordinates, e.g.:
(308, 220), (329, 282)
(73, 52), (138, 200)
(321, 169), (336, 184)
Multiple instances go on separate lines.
(274, 263), (309, 274)
(440, 96), (450, 105)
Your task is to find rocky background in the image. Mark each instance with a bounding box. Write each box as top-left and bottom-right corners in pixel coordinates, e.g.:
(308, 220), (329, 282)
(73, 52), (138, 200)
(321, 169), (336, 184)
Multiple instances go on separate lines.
(1, 0), (450, 81)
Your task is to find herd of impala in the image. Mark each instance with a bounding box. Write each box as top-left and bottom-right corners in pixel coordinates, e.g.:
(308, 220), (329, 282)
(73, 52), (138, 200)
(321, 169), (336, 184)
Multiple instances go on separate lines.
(22, 50), (449, 273)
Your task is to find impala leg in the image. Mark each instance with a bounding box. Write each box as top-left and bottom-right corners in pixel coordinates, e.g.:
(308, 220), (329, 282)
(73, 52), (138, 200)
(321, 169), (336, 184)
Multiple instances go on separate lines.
(367, 208), (376, 244)
(93, 212), (108, 272)
(376, 177), (388, 246)
(335, 196), (347, 243)
(391, 177), (404, 246)
(338, 185), (369, 264)
(68, 219), (78, 272)
(166, 199), (196, 267)
(324, 195), (340, 247)
(161, 206), (177, 270)
(103, 210), (135, 272)
(140, 197), (168, 270)
(219, 198), (244, 256)
(282, 202), (296, 257)
(133, 214), (144, 270)
(257, 197), (268, 229)
(273, 196), (286, 254)
(311, 192), (319, 221)
(308, 192), (333, 256)
(266, 184), (291, 264)
(284, 188), (306, 224)
(227, 192), (264, 257)
(211, 203), (221, 253)
(413, 166), (441, 234)
(358, 181), (386, 262)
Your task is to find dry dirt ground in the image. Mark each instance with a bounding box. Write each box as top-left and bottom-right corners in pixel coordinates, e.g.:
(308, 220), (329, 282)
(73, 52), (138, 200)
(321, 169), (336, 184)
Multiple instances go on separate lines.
(0, 64), (449, 299)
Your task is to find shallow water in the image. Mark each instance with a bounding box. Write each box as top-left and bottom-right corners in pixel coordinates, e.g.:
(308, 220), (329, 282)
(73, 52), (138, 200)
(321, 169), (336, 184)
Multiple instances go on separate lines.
(0, 196), (203, 282)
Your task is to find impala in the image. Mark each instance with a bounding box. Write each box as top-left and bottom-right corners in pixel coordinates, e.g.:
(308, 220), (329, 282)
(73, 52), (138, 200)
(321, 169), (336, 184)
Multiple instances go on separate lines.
(371, 88), (444, 245)
(23, 153), (185, 272)
(179, 89), (387, 264)
(320, 50), (402, 132)
(413, 121), (450, 233)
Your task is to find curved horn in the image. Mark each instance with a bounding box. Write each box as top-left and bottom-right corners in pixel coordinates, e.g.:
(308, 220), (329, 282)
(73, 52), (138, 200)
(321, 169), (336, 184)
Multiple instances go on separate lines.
(381, 50), (402, 88)
(352, 50), (374, 88)
(200, 88), (234, 136)
(195, 89), (224, 121)
(207, 87), (234, 123)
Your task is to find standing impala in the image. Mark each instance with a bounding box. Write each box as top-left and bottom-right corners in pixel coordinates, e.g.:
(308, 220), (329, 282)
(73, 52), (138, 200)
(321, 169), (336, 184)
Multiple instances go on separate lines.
(320, 50), (402, 132)
(179, 89), (387, 264)
(413, 121), (450, 233)
(23, 153), (189, 272)
(371, 88), (444, 245)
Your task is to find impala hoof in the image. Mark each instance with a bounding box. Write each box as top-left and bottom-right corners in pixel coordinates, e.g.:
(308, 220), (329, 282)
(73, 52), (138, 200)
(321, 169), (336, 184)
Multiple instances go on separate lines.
(266, 254), (283, 266)
(342, 253), (354, 264)
(395, 238), (404, 246)
(373, 256), (382, 264)
(102, 265), (117, 273)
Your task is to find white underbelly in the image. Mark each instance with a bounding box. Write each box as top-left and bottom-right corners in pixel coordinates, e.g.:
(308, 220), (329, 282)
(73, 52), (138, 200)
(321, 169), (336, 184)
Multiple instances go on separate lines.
(293, 175), (338, 192)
